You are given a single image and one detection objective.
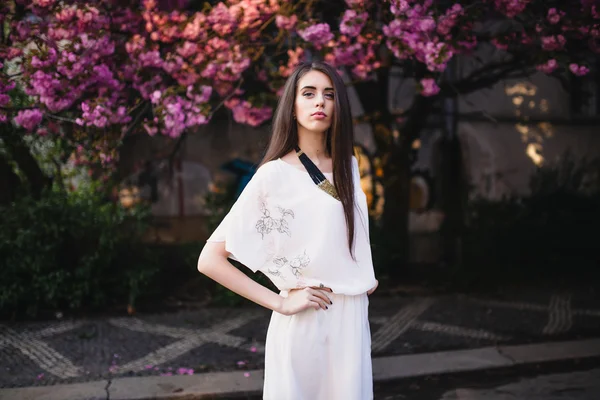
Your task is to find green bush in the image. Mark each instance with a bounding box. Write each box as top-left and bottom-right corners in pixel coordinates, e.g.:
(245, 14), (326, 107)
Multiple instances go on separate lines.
(0, 188), (159, 318)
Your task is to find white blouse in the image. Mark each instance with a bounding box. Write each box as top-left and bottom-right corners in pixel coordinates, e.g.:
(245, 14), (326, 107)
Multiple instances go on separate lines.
(207, 156), (377, 296)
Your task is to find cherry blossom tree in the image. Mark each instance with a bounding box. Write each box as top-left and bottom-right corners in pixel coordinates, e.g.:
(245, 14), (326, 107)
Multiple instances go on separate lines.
(1, 0), (598, 267)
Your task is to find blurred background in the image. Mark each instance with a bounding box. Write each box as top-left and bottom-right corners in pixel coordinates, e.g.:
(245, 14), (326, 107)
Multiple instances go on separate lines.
(1, 0), (599, 398)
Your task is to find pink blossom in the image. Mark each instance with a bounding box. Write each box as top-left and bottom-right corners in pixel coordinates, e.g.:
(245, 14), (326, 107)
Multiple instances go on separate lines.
(541, 35), (566, 51)
(536, 59), (558, 74)
(340, 10), (368, 37)
(186, 85), (212, 103)
(547, 8), (564, 25)
(493, 0), (531, 18)
(6, 47), (23, 60)
(569, 63), (590, 76)
(228, 100), (272, 127)
(14, 109), (43, 131)
(390, 0), (410, 15)
(176, 368), (194, 375)
(423, 42), (452, 72)
(208, 3), (237, 36)
(33, 0), (56, 8)
(279, 47), (306, 78)
(437, 5), (463, 35)
(333, 43), (363, 66)
(345, 0), (366, 6)
(182, 13), (208, 41)
(420, 78), (440, 97)
(143, 123), (158, 136)
(276, 15), (297, 30)
(298, 23), (334, 47)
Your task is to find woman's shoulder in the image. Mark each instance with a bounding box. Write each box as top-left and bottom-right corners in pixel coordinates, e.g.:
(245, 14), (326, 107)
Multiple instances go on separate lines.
(252, 159), (282, 182)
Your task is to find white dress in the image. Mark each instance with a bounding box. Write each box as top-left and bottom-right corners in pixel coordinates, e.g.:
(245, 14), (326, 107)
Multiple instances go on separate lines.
(207, 156), (377, 400)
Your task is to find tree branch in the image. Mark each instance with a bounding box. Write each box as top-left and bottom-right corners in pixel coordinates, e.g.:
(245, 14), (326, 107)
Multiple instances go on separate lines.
(444, 58), (533, 96)
(122, 102), (150, 139)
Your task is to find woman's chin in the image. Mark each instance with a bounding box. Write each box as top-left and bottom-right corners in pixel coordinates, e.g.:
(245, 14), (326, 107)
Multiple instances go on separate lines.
(299, 122), (331, 134)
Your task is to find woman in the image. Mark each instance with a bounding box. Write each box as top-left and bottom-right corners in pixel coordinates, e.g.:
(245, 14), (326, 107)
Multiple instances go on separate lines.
(197, 61), (378, 400)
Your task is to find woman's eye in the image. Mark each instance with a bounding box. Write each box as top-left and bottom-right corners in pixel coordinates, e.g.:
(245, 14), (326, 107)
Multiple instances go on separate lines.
(303, 92), (313, 97)
(325, 93), (335, 99)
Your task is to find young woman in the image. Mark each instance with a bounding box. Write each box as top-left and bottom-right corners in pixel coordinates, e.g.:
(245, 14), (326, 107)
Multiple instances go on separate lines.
(197, 61), (378, 400)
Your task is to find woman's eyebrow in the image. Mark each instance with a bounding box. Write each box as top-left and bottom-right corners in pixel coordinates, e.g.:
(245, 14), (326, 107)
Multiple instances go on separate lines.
(300, 86), (335, 91)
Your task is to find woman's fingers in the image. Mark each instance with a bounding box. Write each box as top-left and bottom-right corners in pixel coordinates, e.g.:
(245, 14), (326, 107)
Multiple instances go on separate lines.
(306, 288), (332, 305)
(308, 294), (329, 310)
(308, 300), (321, 310)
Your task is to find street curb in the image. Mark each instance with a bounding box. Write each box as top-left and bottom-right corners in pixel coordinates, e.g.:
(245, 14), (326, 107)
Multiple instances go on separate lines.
(2, 338), (600, 400)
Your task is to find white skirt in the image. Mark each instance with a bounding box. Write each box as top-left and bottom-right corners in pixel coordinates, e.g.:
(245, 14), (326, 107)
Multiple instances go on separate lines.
(263, 291), (373, 400)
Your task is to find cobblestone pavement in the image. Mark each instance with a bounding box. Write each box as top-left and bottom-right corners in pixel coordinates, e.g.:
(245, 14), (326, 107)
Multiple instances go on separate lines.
(371, 359), (600, 400)
(1, 288), (599, 389)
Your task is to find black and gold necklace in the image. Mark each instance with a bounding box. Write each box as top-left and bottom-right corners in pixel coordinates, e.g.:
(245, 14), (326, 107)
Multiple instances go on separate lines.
(294, 145), (340, 201)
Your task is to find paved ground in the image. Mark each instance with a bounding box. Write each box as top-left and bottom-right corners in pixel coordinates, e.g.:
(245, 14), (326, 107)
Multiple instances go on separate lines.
(1, 286), (599, 390)
(373, 358), (600, 400)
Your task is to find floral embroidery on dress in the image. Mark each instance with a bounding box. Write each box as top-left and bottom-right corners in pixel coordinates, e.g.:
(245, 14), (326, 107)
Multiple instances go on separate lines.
(265, 251), (310, 280)
(255, 200), (295, 238)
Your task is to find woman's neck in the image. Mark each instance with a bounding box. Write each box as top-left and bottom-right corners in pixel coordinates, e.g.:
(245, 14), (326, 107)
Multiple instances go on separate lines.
(297, 129), (329, 163)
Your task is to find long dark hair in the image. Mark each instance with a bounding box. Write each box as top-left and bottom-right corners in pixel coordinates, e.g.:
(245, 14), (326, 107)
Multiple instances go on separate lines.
(259, 62), (356, 258)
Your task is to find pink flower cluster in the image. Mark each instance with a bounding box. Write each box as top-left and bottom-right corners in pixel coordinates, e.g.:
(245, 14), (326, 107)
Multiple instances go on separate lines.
(569, 63), (590, 76)
(420, 78), (440, 97)
(382, 2), (466, 73)
(229, 0), (279, 33)
(326, 35), (381, 79)
(149, 92), (211, 137)
(225, 98), (273, 127)
(3, 0), (598, 175)
(207, 3), (237, 36)
(14, 109), (44, 131)
(298, 23), (335, 48)
(547, 8), (565, 25)
(0, 65), (15, 123)
(340, 10), (368, 37)
(536, 59), (558, 74)
(541, 35), (566, 51)
(276, 15), (297, 30)
(278, 47), (306, 78)
(345, 0), (367, 6)
(492, 0), (531, 18)
(75, 102), (131, 129)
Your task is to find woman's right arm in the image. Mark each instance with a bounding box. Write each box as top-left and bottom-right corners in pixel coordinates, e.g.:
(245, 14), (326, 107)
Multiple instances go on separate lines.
(197, 242), (332, 315)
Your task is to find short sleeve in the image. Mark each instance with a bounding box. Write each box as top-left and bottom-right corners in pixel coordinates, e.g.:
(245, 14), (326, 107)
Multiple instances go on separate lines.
(207, 165), (274, 273)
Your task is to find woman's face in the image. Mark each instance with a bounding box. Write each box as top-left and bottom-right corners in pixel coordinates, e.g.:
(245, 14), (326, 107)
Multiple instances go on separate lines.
(294, 70), (335, 134)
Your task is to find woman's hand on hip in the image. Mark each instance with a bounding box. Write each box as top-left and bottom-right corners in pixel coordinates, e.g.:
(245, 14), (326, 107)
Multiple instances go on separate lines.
(277, 287), (333, 316)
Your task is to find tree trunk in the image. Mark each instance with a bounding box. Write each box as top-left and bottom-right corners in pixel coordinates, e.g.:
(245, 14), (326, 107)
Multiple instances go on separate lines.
(439, 134), (467, 266)
(381, 134), (411, 281)
(0, 153), (20, 204)
(381, 95), (434, 282)
(1, 125), (52, 198)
